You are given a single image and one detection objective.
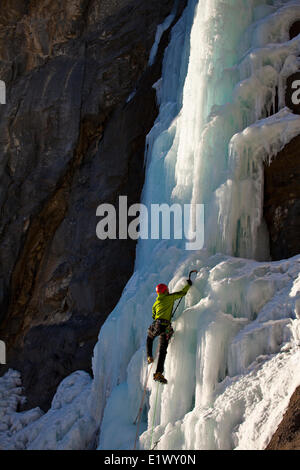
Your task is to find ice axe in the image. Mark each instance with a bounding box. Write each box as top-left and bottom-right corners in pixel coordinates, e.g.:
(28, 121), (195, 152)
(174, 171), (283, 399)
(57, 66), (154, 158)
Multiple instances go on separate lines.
(188, 269), (198, 281)
(171, 269), (198, 319)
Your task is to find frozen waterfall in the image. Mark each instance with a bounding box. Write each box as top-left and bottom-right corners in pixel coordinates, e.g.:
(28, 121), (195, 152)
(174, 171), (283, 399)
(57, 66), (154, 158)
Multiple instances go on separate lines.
(0, 0), (299, 451)
(92, 0), (300, 451)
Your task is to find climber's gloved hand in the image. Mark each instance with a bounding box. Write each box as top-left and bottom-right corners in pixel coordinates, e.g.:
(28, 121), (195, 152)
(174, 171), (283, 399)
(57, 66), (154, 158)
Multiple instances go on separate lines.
(187, 279), (192, 286)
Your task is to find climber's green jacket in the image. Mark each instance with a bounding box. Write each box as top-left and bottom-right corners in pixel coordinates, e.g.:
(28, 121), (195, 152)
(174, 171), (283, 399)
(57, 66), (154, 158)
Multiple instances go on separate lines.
(152, 284), (191, 322)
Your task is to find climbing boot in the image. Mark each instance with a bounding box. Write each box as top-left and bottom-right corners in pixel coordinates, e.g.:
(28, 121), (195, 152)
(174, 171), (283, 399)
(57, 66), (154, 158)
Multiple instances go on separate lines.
(147, 356), (154, 365)
(153, 372), (168, 384)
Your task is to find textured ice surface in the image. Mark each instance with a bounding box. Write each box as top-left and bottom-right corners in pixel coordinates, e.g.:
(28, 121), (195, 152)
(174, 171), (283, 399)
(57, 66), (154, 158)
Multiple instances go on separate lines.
(0, 370), (97, 450)
(1, 0), (300, 450)
(95, 0), (300, 451)
(98, 252), (300, 450)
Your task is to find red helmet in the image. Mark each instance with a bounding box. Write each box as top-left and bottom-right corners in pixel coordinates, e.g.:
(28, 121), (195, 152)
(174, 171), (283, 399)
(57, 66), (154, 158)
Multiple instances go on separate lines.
(156, 283), (168, 294)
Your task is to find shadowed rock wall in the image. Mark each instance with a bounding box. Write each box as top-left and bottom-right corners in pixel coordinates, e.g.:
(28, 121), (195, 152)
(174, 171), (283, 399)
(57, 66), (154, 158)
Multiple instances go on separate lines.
(263, 134), (300, 261)
(0, 0), (188, 411)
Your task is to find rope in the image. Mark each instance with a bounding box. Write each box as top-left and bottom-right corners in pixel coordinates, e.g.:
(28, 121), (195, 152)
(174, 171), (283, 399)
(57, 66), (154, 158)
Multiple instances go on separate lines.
(133, 361), (154, 449)
(149, 381), (160, 450)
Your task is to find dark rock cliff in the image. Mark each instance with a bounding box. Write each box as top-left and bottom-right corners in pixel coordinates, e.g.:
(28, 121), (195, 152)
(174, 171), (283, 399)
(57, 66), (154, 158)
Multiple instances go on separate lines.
(262, 123), (300, 450)
(0, 0), (187, 411)
(266, 385), (300, 450)
(263, 134), (300, 262)
(262, 134), (300, 451)
(264, 132), (300, 450)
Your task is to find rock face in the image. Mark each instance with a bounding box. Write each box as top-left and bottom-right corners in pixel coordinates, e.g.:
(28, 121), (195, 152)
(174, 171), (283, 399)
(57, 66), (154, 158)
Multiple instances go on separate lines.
(266, 386), (300, 450)
(0, 0), (187, 411)
(263, 134), (300, 261)
(263, 133), (300, 450)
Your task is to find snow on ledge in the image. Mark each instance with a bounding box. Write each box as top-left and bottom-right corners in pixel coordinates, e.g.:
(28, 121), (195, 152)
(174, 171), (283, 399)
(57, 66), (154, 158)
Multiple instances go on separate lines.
(230, 107), (300, 167)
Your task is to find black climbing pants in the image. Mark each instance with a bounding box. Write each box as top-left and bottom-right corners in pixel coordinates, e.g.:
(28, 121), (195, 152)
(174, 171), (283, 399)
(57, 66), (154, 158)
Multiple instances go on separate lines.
(146, 320), (174, 374)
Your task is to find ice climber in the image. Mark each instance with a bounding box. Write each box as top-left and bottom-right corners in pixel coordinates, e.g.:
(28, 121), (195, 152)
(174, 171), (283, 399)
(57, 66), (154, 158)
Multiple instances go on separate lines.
(146, 278), (192, 384)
